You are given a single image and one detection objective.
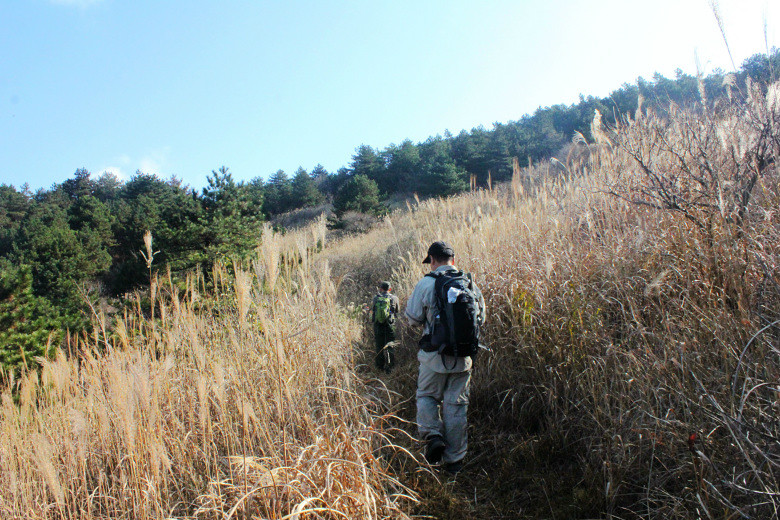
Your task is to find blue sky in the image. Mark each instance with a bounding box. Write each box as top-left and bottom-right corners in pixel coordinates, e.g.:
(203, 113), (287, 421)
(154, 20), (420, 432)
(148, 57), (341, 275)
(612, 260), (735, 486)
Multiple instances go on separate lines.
(1, 0), (777, 191)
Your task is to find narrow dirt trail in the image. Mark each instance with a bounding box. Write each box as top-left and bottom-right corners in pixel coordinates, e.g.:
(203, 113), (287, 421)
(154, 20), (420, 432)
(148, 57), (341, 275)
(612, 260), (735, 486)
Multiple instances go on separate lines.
(354, 319), (588, 520)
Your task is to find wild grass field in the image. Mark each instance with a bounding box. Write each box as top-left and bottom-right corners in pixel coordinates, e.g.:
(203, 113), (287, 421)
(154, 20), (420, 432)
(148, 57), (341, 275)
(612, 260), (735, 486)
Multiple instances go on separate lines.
(1, 79), (779, 519)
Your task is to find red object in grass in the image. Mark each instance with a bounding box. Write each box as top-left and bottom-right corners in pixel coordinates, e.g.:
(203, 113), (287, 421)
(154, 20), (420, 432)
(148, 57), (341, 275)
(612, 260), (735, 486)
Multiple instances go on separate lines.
(688, 433), (697, 452)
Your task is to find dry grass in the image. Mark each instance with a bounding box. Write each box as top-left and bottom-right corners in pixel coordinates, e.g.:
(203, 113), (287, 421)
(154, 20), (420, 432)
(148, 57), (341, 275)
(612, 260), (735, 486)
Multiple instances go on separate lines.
(2, 82), (779, 519)
(0, 218), (413, 519)
(321, 80), (780, 518)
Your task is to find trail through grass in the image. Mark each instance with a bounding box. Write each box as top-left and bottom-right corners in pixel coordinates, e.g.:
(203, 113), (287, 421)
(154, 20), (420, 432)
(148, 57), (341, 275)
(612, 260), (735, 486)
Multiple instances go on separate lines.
(2, 81), (780, 519)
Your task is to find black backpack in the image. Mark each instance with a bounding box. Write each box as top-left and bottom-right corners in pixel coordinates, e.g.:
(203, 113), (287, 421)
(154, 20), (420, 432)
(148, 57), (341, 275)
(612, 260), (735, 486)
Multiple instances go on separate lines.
(426, 270), (481, 364)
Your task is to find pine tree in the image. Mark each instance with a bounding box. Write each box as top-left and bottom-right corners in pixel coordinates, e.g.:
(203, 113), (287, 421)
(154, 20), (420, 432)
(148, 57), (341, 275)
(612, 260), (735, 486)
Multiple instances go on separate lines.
(263, 170), (294, 215)
(310, 164), (329, 180)
(112, 172), (206, 293)
(0, 263), (61, 372)
(350, 145), (386, 189)
(419, 153), (469, 197)
(201, 166), (263, 260)
(333, 175), (385, 216)
(291, 167), (324, 209)
(0, 184), (30, 257)
(383, 140), (421, 194)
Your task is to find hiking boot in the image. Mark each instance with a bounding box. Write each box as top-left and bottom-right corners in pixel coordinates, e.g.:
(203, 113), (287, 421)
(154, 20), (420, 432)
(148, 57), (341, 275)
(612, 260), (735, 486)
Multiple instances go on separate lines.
(424, 435), (446, 464)
(442, 460), (463, 475)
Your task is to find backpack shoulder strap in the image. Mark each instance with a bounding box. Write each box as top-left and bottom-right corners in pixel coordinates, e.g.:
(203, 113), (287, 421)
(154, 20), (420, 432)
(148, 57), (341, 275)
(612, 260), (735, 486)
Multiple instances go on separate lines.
(424, 271), (447, 313)
(425, 269), (463, 279)
(427, 270), (465, 300)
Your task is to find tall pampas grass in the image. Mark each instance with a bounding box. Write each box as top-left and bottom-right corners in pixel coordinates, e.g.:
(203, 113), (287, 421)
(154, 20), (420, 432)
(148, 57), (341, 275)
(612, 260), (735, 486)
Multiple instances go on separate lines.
(318, 85), (780, 518)
(3, 77), (779, 519)
(0, 220), (414, 519)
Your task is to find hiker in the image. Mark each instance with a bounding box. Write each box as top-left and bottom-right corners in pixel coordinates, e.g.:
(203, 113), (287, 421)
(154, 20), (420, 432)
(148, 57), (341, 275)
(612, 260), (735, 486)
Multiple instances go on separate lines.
(370, 281), (400, 373)
(405, 241), (485, 475)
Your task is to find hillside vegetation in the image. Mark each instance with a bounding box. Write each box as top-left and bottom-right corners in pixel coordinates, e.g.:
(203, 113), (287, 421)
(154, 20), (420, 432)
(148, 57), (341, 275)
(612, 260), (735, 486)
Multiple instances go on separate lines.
(2, 51), (778, 371)
(1, 223), (418, 518)
(330, 78), (780, 518)
(2, 65), (780, 518)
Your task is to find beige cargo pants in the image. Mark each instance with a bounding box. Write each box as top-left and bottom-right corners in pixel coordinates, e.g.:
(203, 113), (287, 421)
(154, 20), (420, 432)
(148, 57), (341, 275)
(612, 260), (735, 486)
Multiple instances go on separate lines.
(416, 350), (471, 464)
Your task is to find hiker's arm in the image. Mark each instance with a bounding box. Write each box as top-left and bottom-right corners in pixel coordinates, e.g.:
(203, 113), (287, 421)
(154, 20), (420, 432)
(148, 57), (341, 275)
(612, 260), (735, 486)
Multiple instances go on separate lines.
(475, 284), (487, 324)
(404, 285), (426, 327)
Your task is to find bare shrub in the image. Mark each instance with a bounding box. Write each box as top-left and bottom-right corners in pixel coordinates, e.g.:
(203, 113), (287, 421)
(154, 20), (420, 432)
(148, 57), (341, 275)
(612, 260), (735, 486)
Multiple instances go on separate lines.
(270, 203), (332, 231)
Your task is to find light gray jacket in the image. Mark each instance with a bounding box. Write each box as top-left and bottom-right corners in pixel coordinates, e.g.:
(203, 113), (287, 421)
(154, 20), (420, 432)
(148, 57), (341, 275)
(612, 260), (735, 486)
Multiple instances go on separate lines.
(404, 265), (486, 373)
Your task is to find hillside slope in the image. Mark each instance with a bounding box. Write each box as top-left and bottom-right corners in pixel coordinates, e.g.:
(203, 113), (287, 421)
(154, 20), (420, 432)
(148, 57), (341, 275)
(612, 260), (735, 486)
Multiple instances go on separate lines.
(323, 82), (780, 519)
(2, 80), (779, 519)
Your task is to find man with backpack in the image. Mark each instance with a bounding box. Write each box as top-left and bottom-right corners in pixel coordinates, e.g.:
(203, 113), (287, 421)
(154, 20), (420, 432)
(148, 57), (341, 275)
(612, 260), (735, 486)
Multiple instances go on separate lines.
(405, 241), (485, 475)
(371, 281), (400, 373)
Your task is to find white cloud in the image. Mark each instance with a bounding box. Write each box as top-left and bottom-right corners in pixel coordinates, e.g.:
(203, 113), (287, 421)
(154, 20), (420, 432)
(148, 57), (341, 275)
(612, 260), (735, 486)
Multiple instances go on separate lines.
(138, 147), (171, 176)
(103, 149), (170, 178)
(138, 158), (162, 176)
